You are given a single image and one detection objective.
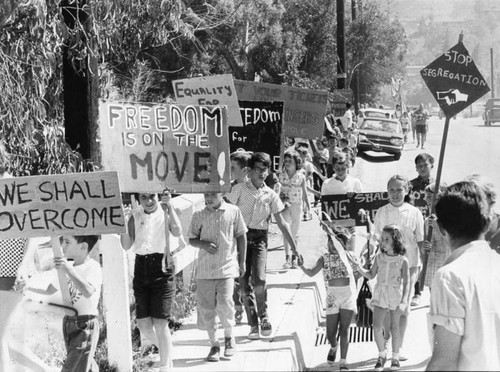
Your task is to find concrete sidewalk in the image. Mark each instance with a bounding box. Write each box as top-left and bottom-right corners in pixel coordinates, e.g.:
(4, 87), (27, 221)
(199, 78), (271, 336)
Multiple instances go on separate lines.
(170, 207), (432, 371)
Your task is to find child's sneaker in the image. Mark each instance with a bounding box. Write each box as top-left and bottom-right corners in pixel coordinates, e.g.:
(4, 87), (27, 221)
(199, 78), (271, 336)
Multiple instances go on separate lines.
(374, 356), (386, 371)
(327, 346), (337, 365)
(224, 337), (235, 357)
(339, 362), (349, 371)
(248, 325), (260, 340)
(207, 346), (220, 362)
(283, 260), (292, 269)
(390, 358), (400, 370)
(260, 318), (272, 336)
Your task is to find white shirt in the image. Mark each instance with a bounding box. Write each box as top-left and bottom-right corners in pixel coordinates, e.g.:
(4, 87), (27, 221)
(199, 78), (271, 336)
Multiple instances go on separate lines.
(321, 175), (363, 195)
(374, 203), (424, 268)
(343, 109), (353, 129)
(428, 240), (500, 370)
(132, 206), (167, 255)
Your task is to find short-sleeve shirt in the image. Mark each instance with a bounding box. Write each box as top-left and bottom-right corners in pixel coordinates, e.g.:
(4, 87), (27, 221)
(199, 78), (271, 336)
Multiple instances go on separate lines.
(188, 201), (247, 279)
(410, 176), (433, 218)
(374, 203), (424, 268)
(225, 180), (284, 230)
(279, 171), (305, 204)
(428, 240), (500, 370)
(0, 238), (27, 277)
(321, 175), (363, 195)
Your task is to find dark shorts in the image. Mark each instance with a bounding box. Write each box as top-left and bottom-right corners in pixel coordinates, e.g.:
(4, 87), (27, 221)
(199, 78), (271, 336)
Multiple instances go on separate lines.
(133, 253), (175, 319)
(416, 124), (427, 134)
(0, 276), (15, 291)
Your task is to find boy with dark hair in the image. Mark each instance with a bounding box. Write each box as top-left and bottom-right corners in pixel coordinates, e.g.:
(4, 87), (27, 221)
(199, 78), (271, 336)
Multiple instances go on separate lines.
(230, 151), (251, 185)
(226, 152), (299, 340)
(409, 153), (434, 306)
(427, 181), (500, 371)
(20, 234), (102, 372)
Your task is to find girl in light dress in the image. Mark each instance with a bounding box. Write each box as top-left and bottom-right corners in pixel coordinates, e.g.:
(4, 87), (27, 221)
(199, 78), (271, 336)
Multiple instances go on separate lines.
(355, 224), (410, 371)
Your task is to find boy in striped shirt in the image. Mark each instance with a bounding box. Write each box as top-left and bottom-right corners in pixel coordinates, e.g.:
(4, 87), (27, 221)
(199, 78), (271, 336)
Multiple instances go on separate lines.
(188, 192), (247, 362)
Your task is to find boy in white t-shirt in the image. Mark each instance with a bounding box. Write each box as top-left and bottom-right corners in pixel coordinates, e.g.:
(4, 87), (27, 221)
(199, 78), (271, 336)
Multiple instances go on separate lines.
(21, 235), (102, 372)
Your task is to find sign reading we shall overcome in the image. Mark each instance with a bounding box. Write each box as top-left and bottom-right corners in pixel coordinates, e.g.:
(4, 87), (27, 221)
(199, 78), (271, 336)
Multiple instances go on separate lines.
(99, 101), (231, 193)
(234, 80), (328, 139)
(172, 74), (243, 127)
(0, 172), (125, 239)
(321, 192), (389, 227)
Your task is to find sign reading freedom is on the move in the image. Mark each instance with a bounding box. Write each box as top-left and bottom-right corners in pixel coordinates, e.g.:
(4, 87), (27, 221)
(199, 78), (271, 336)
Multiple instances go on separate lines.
(234, 80), (328, 139)
(0, 172), (125, 239)
(172, 74), (243, 127)
(230, 101), (283, 172)
(421, 42), (490, 118)
(321, 192), (389, 227)
(99, 101), (231, 193)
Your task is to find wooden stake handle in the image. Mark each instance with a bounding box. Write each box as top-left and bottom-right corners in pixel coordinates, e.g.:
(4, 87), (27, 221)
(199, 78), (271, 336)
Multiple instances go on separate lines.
(50, 236), (72, 307)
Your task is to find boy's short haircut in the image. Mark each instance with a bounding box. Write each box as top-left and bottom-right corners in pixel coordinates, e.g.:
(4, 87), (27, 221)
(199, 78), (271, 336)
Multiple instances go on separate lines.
(435, 181), (490, 240)
(249, 152), (271, 169)
(414, 153), (435, 165)
(230, 151), (251, 169)
(74, 235), (100, 252)
(340, 138), (349, 144)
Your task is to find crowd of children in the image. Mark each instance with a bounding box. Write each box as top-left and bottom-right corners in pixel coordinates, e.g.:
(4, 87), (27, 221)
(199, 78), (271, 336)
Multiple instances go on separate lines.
(2, 107), (500, 372)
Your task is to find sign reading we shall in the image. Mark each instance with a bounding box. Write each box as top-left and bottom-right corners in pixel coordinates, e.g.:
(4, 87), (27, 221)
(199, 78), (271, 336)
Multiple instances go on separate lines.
(230, 101), (283, 172)
(173, 74), (243, 127)
(321, 192), (389, 227)
(0, 172), (125, 239)
(234, 80), (328, 139)
(99, 101), (231, 193)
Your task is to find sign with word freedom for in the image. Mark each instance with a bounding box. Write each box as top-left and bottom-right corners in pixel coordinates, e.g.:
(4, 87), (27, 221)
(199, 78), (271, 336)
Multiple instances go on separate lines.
(99, 101), (231, 193)
(421, 42), (490, 118)
(234, 80), (328, 139)
(229, 101), (283, 172)
(321, 192), (389, 227)
(0, 172), (125, 239)
(172, 74), (243, 127)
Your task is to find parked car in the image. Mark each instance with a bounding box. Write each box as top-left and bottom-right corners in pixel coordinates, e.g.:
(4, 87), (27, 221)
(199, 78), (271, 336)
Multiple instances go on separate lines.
(359, 108), (395, 120)
(483, 98), (500, 126)
(357, 117), (404, 160)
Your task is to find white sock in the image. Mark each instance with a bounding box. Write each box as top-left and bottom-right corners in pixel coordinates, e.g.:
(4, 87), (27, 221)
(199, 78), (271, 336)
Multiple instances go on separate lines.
(339, 358), (347, 365)
(392, 352), (399, 360)
(378, 351), (386, 358)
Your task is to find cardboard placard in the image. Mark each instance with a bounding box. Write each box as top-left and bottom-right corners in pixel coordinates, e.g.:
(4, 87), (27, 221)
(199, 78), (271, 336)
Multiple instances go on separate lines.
(99, 100), (231, 193)
(229, 101), (283, 171)
(321, 192), (389, 227)
(234, 80), (328, 139)
(172, 74), (243, 127)
(0, 172), (125, 239)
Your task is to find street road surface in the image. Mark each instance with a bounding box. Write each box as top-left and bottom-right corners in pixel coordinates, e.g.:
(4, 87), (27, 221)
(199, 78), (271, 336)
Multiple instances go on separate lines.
(351, 115), (500, 200)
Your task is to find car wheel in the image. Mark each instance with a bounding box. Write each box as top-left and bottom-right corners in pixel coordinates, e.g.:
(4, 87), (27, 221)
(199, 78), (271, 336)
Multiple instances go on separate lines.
(394, 152), (401, 160)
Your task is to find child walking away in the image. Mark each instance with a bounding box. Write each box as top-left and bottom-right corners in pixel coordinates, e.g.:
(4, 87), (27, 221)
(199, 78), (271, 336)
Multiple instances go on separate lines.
(120, 191), (182, 371)
(354, 225), (410, 371)
(297, 221), (357, 371)
(188, 192), (247, 362)
(279, 151), (310, 269)
(19, 235), (102, 372)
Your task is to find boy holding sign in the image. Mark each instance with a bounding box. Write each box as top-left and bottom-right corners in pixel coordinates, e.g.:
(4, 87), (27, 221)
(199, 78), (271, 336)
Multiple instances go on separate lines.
(17, 235), (102, 372)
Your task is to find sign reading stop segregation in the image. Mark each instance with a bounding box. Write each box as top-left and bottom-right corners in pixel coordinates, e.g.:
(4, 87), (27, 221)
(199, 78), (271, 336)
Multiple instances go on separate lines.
(421, 42), (490, 118)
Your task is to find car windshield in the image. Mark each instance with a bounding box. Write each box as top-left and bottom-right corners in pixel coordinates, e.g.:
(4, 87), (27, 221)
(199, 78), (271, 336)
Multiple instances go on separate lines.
(363, 110), (393, 119)
(361, 119), (400, 134)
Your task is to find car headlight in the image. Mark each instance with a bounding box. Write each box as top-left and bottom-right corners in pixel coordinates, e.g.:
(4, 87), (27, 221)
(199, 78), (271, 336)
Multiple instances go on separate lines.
(358, 134), (367, 142)
(390, 138), (403, 146)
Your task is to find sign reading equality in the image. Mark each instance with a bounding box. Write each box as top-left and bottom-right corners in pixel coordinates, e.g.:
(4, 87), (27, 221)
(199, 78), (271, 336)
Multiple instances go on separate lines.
(321, 192), (389, 227)
(421, 42), (490, 118)
(229, 101), (284, 172)
(99, 100), (231, 193)
(234, 80), (328, 139)
(0, 172), (125, 239)
(172, 74), (243, 127)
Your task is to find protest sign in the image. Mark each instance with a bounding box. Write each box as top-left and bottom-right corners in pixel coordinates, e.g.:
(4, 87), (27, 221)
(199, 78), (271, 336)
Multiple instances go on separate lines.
(0, 171), (125, 239)
(172, 74), (243, 127)
(421, 41), (490, 118)
(99, 100), (231, 193)
(229, 101), (283, 171)
(321, 192), (389, 227)
(234, 80), (328, 139)
(410, 189), (430, 218)
(329, 89), (353, 117)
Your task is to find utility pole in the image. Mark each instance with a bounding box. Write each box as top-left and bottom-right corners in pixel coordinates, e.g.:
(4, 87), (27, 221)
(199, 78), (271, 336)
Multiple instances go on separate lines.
(491, 48), (495, 98)
(351, 0), (356, 20)
(61, 0), (100, 167)
(336, 0), (346, 89)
